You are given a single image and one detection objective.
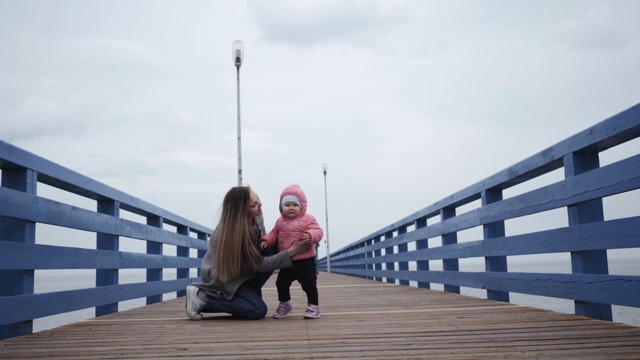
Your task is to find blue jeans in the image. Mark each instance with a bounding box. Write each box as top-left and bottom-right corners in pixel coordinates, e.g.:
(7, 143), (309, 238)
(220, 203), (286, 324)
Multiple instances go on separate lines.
(201, 282), (268, 320)
(247, 244), (278, 297)
(201, 245), (277, 319)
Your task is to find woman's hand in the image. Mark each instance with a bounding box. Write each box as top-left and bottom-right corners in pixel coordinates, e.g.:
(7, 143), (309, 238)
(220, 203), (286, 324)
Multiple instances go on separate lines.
(259, 240), (268, 250)
(287, 240), (308, 257)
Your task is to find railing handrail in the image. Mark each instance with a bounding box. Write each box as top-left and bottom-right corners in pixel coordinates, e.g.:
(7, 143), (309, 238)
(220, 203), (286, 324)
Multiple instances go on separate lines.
(342, 103), (640, 248)
(318, 103), (640, 324)
(0, 141), (210, 231)
(0, 140), (212, 340)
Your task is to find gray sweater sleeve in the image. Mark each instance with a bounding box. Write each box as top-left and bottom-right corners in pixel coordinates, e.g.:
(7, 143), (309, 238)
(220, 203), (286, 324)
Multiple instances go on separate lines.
(256, 250), (293, 272)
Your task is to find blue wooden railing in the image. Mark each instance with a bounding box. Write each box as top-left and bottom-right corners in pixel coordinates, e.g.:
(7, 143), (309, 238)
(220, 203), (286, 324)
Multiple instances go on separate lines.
(0, 142), (212, 340)
(318, 103), (640, 323)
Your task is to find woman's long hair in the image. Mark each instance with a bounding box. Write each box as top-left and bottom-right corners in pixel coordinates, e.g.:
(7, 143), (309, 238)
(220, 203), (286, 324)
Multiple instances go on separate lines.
(211, 186), (262, 282)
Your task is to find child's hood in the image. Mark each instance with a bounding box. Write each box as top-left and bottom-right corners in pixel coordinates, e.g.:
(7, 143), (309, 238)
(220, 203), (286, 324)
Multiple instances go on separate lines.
(279, 184), (307, 217)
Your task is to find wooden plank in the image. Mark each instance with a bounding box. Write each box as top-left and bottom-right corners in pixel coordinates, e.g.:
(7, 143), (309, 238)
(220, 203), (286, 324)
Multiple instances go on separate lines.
(1, 273), (639, 359)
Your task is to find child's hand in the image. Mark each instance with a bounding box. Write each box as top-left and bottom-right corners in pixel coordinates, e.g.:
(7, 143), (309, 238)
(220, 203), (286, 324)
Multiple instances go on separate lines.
(259, 240), (268, 250)
(299, 232), (311, 244)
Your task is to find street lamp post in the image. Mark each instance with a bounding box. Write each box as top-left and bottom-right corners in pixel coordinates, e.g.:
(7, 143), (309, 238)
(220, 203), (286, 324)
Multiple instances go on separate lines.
(322, 163), (330, 273)
(232, 40), (244, 186)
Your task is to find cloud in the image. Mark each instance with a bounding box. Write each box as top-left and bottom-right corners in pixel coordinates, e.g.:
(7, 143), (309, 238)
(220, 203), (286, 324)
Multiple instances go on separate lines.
(0, 78), (94, 140)
(248, 0), (413, 47)
(549, 3), (637, 53)
(1, 0), (639, 259)
(62, 37), (163, 66)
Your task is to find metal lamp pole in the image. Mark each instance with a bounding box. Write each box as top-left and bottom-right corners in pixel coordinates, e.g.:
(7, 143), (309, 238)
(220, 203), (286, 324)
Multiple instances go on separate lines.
(232, 40), (244, 186)
(322, 163), (330, 273)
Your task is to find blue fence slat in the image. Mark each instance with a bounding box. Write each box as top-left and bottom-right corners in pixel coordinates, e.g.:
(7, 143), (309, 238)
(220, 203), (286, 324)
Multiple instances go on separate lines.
(0, 278), (199, 325)
(0, 187), (208, 250)
(336, 269), (640, 309)
(0, 141), (209, 233)
(335, 217), (640, 266)
(0, 241), (201, 270)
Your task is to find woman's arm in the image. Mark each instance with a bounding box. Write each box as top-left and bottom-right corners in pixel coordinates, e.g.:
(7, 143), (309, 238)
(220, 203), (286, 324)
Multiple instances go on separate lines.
(255, 240), (308, 272)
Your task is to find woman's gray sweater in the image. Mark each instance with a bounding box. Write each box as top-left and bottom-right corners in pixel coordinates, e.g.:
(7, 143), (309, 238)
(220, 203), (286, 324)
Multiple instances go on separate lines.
(191, 248), (293, 300)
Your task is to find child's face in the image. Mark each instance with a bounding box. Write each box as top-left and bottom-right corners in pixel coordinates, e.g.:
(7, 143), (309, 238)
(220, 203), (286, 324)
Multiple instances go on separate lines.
(282, 202), (301, 219)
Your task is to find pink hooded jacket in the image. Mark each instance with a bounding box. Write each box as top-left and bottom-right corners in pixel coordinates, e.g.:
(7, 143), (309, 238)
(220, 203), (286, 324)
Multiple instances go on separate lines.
(262, 184), (323, 261)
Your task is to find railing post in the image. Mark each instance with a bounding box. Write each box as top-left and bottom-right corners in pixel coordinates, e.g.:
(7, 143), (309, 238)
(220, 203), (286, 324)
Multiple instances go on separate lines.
(564, 150), (612, 321)
(384, 231), (395, 284)
(146, 216), (163, 305)
(365, 239), (373, 280)
(415, 218), (430, 289)
(197, 232), (208, 278)
(373, 236), (382, 282)
(482, 188), (509, 302)
(176, 226), (189, 298)
(0, 166), (37, 340)
(96, 199), (120, 317)
(398, 226), (409, 286)
(356, 242), (366, 279)
(441, 207), (460, 294)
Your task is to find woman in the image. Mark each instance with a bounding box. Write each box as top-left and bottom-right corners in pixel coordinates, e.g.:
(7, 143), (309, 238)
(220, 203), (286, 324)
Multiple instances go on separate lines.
(186, 186), (308, 320)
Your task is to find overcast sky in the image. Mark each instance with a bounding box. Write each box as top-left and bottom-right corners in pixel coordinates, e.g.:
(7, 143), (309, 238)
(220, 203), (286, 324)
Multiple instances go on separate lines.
(1, 0), (639, 259)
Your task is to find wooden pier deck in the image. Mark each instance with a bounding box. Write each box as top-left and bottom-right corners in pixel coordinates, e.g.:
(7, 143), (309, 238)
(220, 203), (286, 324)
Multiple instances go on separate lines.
(1, 273), (639, 359)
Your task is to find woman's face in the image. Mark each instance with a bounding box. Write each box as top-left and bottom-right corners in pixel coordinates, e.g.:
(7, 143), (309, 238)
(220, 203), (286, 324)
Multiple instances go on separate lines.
(247, 190), (263, 219)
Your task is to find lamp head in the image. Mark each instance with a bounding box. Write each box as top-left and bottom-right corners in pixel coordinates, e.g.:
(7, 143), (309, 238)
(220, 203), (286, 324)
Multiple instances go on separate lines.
(232, 40), (244, 68)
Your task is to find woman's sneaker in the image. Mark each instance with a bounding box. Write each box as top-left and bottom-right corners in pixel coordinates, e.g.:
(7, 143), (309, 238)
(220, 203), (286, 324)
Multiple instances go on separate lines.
(303, 304), (320, 319)
(273, 301), (292, 319)
(185, 285), (205, 320)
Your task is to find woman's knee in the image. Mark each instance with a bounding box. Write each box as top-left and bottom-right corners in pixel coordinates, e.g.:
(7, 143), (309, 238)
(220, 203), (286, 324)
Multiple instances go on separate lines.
(247, 302), (267, 320)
